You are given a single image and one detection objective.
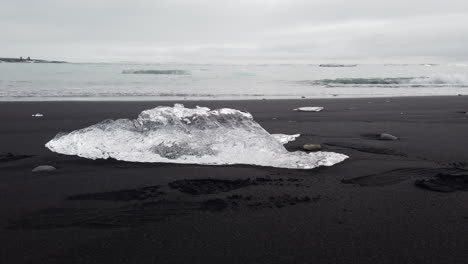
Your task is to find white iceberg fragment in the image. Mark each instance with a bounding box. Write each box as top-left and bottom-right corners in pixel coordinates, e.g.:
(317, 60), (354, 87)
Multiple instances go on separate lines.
(272, 134), (301, 145)
(45, 104), (347, 169)
(32, 113), (44, 117)
(293, 107), (324, 112)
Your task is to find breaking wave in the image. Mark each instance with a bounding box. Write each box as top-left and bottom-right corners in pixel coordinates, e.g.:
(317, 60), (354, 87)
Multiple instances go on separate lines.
(122, 69), (189, 75)
(45, 104), (347, 169)
(301, 75), (468, 87)
(319, 64), (357, 67)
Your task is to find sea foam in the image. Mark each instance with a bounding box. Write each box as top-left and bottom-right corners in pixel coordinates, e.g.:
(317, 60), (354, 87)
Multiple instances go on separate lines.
(122, 69), (188, 75)
(303, 74), (468, 87)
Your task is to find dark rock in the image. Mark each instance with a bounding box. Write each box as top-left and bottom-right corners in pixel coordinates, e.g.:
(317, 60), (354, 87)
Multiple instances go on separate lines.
(303, 144), (322, 151)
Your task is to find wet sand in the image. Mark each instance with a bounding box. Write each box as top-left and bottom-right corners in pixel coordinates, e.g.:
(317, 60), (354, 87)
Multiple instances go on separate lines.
(1, 96), (468, 263)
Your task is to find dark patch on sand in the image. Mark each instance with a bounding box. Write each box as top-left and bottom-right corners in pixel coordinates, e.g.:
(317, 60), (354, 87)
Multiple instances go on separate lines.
(342, 167), (467, 187)
(169, 177), (306, 195)
(169, 179), (252, 195)
(8, 193), (316, 229)
(249, 194), (313, 209)
(415, 172), (468, 192)
(7, 202), (200, 229)
(325, 142), (406, 157)
(438, 161), (468, 169)
(68, 186), (164, 201)
(342, 168), (424, 186)
(9, 171), (317, 230)
(10, 176), (317, 230)
(225, 193), (316, 209)
(253, 177), (304, 186)
(360, 134), (382, 140)
(0, 152), (34, 163)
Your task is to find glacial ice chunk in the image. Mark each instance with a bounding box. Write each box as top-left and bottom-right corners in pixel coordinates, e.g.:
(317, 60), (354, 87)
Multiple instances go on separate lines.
(45, 104), (347, 169)
(272, 134), (301, 145)
(293, 107), (324, 112)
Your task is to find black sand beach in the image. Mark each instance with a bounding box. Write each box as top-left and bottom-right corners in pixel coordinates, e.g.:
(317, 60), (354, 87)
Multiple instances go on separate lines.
(1, 96), (468, 264)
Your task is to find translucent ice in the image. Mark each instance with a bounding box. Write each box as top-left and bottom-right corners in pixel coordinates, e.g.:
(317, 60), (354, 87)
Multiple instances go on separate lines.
(272, 134), (301, 144)
(293, 107), (324, 112)
(45, 104), (347, 169)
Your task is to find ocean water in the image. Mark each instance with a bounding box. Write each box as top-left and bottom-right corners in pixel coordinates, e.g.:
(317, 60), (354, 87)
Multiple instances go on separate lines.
(1, 63), (467, 100)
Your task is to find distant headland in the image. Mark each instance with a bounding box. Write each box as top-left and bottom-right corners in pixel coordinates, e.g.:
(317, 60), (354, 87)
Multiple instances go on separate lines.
(0, 57), (67, 63)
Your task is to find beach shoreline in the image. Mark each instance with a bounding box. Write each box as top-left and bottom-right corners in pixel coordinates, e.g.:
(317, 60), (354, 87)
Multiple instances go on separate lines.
(0, 94), (465, 102)
(1, 96), (468, 263)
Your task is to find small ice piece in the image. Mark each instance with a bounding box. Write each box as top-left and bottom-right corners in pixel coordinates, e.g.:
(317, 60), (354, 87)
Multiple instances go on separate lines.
(380, 133), (398, 141)
(32, 165), (56, 172)
(45, 104), (347, 169)
(293, 107), (324, 112)
(272, 134), (301, 145)
(32, 113), (44, 117)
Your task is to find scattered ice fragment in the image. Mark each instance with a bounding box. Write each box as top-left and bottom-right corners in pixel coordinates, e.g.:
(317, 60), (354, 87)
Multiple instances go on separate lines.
(271, 134), (300, 145)
(45, 104), (347, 169)
(293, 107), (324, 112)
(380, 133), (398, 141)
(32, 113), (44, 117)
(32, 165), (56, 172)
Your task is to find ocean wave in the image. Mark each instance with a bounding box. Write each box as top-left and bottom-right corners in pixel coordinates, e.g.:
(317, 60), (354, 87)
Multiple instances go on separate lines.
(122, 69), (189, 75)
(0, 92), (272, 98)
(319, 64), (357, 67)
(301, 75), (468, 87)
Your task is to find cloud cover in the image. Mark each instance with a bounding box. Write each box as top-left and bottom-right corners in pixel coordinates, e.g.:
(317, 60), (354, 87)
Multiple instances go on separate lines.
(2, 0), (468, 63)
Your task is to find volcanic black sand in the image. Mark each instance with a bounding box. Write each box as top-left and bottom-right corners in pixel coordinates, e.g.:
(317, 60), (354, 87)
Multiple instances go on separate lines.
(1, 96), (468, 264)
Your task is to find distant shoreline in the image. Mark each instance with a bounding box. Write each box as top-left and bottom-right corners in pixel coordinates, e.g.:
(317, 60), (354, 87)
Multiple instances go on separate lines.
(0, 58), (67, 63)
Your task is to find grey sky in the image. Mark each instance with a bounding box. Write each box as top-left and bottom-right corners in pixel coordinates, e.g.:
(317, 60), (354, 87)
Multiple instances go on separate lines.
(2, 0), (468, 63)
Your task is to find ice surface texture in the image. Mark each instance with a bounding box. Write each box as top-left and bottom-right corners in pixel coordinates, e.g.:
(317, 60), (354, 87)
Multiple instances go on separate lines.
(294, 107), (324, 112)
(45, 104), (347, 169)
(271, 134), (301, 145)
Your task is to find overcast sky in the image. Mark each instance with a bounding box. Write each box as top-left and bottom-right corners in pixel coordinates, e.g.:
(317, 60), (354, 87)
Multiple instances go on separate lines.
(2, 0), (468, 63)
